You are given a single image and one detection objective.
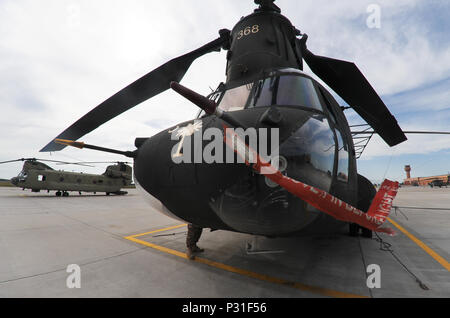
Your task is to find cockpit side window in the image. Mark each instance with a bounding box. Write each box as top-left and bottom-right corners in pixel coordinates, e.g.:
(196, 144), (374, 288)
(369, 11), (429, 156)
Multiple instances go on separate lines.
(18, 170), (28, 180)
(317, 85), (338, 124)
(217, 83), (254, 112)
(335, 130), (349, 183)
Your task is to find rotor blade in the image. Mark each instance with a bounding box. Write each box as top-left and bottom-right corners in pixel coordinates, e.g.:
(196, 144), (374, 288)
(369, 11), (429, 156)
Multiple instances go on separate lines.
(0, 158), (93, 167)
(0, 158), (42, 165)
(54, 139), (136, 158)
(42, 160), (95, 167)
(40, 31), (230, 152)
(35, 159), (88, 165)
(302, 45), (407, 147)
(352, 131), (450, 135)
(56, 161), (132, 165)
(63, 161), (132, 164)
(0, 159), (28, 165)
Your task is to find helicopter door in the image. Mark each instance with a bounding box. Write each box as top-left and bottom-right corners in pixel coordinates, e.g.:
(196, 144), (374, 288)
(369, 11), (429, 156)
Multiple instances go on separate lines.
(316, 84), (357, 206)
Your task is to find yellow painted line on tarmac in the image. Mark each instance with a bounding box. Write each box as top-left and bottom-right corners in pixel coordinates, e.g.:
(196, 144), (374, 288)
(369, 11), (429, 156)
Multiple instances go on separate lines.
(388, 217), (450, 271)
(127, 224), (187, 238)
(125, 235), (188, 259)
(124, 225), (368, 298)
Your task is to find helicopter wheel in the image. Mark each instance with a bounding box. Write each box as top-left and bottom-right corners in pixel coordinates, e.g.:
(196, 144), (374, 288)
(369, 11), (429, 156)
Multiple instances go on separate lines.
(349, 223), (359, 237)
(361, 227), (373, 238)
(349, 174), (376, 238)
(56, 191), (62, 197)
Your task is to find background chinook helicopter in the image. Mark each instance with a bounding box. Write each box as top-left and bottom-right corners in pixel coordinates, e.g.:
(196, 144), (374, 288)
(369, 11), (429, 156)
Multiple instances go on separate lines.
(41, 0), (448, 238)
(0, 158), (132, 196)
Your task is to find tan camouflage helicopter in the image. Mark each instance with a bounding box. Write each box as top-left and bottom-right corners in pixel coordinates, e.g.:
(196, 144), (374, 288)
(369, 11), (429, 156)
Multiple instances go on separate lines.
(0, 158), (132, 196)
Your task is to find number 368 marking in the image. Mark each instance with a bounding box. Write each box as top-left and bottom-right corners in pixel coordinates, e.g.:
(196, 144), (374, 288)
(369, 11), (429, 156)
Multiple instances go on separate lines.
(237, 25), (260, 40)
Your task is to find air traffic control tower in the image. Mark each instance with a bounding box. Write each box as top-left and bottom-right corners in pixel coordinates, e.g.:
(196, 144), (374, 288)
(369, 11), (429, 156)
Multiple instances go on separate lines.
(405, 165), (411, 179)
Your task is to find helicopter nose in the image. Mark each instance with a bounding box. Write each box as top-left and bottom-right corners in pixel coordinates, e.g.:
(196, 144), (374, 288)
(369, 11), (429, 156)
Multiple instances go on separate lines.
(211, 112), (338, 236)
(10, 177), (18, 185)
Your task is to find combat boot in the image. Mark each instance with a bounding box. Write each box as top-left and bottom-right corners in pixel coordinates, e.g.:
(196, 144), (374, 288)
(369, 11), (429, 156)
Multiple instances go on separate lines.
(186, 245), (204, 260)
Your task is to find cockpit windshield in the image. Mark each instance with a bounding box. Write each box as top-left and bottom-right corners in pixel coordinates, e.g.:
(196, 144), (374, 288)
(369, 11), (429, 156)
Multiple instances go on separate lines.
(249, 75), (322, 111)
(215, 73), (323, 113)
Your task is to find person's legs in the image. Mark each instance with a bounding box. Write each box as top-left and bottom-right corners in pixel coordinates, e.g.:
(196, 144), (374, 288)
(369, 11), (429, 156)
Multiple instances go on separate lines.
(186, 224), (204, 259)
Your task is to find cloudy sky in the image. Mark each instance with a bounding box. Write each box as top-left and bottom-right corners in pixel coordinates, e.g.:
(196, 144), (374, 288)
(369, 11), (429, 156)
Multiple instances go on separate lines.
(0, 0), (449, 183)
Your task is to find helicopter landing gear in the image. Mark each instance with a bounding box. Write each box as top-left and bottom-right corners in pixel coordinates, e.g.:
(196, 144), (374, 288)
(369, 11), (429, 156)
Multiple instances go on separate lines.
(361, 227), (372, 238)
(348, 223), (372, 238)
(349, 223), (359, 237)
(349, 174), (376, 238)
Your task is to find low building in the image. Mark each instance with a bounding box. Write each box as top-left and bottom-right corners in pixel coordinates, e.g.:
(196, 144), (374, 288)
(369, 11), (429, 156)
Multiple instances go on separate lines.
(404, 174), (450, 186)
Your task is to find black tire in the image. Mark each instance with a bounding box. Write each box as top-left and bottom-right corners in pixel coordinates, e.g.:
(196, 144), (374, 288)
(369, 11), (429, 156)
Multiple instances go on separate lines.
(56, 191), (62, 197)
(357, 174), (376, 212)
(349, 223), (359, 237)
(361, 227), (373, 238)
(349, 174), (377, 237)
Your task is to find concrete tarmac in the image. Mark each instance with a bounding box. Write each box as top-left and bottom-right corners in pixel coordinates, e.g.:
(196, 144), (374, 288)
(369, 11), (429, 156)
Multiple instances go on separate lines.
(0, 186), (448, 298)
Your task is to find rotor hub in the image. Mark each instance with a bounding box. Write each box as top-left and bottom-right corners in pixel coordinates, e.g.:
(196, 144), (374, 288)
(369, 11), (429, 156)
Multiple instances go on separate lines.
(254, 0), (281, 13)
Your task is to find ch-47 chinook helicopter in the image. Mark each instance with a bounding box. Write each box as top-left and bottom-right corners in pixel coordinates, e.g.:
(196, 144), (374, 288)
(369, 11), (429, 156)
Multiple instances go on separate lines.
(1, 158), (132, 196)
(40, 0), (449, 238)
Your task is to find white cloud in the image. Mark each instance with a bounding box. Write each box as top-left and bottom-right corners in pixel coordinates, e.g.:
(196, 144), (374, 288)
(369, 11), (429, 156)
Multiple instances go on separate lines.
(283, 0), (450, 96)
